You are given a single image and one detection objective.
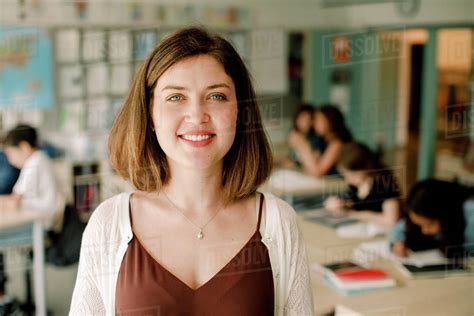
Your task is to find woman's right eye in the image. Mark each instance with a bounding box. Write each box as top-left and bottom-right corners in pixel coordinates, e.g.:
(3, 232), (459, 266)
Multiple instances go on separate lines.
(167, 95), (183, 102)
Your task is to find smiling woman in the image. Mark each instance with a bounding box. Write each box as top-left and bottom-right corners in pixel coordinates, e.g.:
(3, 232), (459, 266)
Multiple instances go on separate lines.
(70, 27), (314, 316)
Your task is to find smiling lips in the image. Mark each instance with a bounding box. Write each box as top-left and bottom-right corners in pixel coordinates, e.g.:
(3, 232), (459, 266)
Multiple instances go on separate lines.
(178, 131), (215, 147)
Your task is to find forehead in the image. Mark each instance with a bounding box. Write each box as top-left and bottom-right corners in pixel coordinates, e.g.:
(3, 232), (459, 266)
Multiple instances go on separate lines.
(155, 55), (234, 90)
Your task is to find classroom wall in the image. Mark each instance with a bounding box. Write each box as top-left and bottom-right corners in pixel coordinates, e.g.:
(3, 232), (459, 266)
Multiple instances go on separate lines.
(307, 30), (401, 150)
(0, 0), (472, 28)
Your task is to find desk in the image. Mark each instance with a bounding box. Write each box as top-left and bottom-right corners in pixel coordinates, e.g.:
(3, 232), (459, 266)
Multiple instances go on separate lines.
(298, 215), (474, 315)
(0, 209), (53, 316)
(261, 169), (346, 205)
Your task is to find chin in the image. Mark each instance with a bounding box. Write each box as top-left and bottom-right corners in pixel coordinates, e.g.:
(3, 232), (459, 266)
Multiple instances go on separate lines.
(174, 155), (224, 171)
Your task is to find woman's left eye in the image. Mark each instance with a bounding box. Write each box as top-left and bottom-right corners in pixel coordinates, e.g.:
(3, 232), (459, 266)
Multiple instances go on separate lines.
(209, 94), (226, 101)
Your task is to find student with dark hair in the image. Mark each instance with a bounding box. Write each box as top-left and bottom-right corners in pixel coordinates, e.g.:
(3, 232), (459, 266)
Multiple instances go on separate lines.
(0, 124), (58, 311)
(70, 27), (313, 315)
(3, 124), (38, 148)
(0, 124), (57, 212)
(280, 103), (325, 169)
(390, 179), (474, 258)
(324, 142), (401, 228)
(289, 104), (352, 176)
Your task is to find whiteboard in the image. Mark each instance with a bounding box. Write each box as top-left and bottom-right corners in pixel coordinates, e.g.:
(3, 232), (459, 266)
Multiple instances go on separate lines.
(249, 29), (288, 94)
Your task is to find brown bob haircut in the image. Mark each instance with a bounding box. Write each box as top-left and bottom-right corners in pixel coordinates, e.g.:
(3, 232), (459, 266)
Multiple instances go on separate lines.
(109, 27), (273, 203)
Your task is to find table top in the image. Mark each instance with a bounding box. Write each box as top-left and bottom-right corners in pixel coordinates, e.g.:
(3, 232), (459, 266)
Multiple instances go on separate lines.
(297, 214), (474, 316)
(0, 208), (54, 230)
(261, 168), (347, 196)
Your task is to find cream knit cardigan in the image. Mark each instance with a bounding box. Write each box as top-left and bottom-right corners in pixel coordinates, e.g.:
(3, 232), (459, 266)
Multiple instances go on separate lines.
(70, 191), (314, 315)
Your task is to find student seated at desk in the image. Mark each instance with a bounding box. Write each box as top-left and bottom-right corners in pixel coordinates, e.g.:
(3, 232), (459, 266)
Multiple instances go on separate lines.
(279, 103), (326, 169)
(289, 104), (352, 176)
(0, 124), (57, 212)
(391, 179), (474, 258)
(0, 125), (58, 311)
(324, 142), (401, 229)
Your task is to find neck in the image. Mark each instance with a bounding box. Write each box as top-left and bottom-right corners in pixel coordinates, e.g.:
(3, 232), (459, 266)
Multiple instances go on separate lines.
(162, 160), (226, 216)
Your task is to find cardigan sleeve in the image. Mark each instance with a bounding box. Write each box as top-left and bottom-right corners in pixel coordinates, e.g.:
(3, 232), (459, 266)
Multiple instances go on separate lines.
(69, 209), (106, 315)
(279, 201), (315, 315)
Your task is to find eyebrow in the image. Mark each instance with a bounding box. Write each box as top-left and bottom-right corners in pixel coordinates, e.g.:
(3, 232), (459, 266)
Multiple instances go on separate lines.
(161, 83), (231, 91)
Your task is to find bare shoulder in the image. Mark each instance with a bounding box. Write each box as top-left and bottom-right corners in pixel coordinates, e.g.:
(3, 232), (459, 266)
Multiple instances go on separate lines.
(128, 190), (168, 218)
(228, 192), (259, 221)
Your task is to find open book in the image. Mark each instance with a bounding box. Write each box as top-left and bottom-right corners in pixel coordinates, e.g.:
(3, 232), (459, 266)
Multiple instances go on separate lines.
(352, 240), (470, 278)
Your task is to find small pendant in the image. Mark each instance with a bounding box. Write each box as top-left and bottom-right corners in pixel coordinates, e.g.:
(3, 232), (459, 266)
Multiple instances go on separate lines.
(197, 230), (204, 239)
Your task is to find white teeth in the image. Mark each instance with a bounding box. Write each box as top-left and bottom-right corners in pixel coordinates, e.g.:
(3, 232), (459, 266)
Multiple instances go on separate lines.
(181, 134), (212, 141)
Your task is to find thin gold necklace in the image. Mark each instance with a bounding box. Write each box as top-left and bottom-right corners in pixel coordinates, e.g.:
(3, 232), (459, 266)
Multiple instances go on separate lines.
(162, 189), (225, 240)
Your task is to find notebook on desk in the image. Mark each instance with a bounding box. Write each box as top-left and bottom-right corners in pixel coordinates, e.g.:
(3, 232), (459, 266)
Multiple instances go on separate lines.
(399, 262), (470, 278)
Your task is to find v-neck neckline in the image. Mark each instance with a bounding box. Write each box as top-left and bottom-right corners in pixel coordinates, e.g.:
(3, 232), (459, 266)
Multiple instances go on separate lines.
(126, 192), (265, 292)
(133, 229), (261, 292)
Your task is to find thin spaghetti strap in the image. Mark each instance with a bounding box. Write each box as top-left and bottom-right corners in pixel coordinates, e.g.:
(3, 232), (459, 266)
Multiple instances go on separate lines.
(128, 194), (134, 228)
(256, 193), (264, 230)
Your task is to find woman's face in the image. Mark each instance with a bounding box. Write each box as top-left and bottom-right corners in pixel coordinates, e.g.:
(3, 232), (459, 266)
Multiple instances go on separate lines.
(314, 112), (329, 136)
(296, 112), (312, 134)
(409, 212), (441, 235)
(152, 54), (238, 170)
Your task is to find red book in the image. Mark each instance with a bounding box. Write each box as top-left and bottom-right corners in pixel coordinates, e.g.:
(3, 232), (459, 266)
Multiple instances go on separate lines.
(335, 269), (388, 281)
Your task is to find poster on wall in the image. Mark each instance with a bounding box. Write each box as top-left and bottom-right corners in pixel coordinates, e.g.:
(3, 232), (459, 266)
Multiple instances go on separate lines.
(0, 27), (54, 109)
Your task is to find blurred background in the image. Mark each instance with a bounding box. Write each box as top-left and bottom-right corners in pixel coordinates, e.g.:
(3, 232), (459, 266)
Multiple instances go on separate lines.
(0, 0), (473, 315)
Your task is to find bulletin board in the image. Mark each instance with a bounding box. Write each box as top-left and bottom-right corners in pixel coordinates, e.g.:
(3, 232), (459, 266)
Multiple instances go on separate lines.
(0, 27), (54, 109)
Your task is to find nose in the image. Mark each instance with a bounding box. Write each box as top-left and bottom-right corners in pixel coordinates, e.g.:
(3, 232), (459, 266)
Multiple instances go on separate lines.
(184, 98), (210, 124)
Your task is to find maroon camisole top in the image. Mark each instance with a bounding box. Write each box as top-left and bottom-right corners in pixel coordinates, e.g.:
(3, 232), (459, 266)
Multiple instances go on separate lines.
(115, 195), (274, 315)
